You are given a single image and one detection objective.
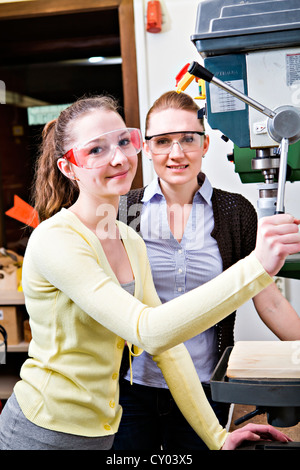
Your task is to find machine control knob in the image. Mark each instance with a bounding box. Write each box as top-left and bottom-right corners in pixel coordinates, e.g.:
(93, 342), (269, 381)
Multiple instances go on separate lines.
(267, 105), (300, 144)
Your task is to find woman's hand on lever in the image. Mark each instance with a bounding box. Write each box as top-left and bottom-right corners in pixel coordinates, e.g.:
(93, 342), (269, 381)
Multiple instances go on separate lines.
(254, 214), (300, 277)
(222, 215), (298, 450)
(221, 423), (292, 450)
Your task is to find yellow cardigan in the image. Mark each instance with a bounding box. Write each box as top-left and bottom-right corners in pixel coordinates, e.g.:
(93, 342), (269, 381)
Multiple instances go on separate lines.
(14, 208), (272, 449)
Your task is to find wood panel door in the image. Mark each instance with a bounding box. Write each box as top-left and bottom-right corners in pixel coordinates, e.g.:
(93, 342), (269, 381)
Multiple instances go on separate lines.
(0, 0), (143, 247)
(0, 0), (140, 129)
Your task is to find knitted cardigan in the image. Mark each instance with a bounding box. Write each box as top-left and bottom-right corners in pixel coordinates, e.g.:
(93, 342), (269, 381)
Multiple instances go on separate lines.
(118, 175), (258, 359)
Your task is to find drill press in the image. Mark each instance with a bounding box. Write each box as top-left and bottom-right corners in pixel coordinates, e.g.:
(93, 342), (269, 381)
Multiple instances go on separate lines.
(178, 0), (300, 279)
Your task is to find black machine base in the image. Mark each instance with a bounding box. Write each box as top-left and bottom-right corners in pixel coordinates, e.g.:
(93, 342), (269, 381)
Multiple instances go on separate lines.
(237, 441), (300, 450)
(210, 347), (300, 447)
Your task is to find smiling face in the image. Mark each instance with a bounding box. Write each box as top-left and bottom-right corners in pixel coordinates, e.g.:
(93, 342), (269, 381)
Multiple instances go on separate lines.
(144, 108), (209, 193)
(58, 108), (138, 202)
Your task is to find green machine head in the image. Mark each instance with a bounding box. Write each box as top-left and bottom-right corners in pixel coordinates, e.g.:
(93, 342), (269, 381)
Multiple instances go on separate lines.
(190, 0), (300, 279)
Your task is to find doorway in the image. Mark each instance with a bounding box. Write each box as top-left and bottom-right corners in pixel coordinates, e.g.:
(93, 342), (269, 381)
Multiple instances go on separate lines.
(0, 0), (142, 250)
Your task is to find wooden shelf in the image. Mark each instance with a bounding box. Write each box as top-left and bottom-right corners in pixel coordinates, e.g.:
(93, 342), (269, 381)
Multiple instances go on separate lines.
(0, 345), (28, 400)
(0, 293), (28, 400)
(7, 341), (29, 352)
(0, 290), (25, 305)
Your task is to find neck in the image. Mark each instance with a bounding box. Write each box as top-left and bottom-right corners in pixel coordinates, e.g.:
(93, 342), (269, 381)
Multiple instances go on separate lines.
(69, 192), (120, 239)
(159, 178), (200, 206)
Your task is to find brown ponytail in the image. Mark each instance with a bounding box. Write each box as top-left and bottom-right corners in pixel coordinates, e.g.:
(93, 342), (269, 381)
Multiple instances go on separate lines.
(31, 119), (78, 222)
(31, 95), (120, 223)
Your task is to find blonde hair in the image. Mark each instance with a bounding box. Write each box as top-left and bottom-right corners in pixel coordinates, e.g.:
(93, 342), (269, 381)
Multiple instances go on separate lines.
(145, 91), (205, 135)
(32, 95), (120, 222)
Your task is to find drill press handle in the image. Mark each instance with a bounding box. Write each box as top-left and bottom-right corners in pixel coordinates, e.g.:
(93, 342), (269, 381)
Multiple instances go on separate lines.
(187, 61), (300, 215)
(276, 138), (289, 214)
(188, 62), (276, 119)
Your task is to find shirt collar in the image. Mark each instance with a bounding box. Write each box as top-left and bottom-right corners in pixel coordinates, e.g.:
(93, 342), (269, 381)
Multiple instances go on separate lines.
(142, 173), (213, 206)
(142, 177), (164, 203)
(197, 173), (213, 206)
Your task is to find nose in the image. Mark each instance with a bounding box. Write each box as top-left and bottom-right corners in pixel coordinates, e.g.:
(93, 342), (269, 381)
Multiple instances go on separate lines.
(110, 145), (128, 165)
(169, 141), (184, 157)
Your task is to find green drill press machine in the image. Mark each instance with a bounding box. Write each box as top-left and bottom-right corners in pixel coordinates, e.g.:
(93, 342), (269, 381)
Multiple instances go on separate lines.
(185, 0), (300, 280)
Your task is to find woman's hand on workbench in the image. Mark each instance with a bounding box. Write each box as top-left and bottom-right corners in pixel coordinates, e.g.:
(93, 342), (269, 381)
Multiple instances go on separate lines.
(221, 423), (292, 450)
(254, 214), (300, 277)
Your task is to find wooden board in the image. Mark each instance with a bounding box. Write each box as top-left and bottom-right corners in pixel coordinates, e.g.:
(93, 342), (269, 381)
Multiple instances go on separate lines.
(0, 290), (25, 305)
(227, 341), (300, 379)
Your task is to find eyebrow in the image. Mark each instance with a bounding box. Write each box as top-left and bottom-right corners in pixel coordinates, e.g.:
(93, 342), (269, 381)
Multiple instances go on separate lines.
(82, 130), (131, 146)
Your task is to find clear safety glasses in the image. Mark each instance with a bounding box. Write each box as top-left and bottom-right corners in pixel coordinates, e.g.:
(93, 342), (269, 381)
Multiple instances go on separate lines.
(145, 131), (205, 155)
(63, 128), (143, 169)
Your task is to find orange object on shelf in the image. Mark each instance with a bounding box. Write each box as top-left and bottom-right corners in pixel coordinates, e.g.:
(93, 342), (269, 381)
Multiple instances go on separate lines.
(147, 1), (162, 33)
(5, 195), (39, 228)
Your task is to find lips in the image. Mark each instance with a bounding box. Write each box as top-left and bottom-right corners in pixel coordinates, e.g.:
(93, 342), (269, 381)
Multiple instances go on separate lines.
(107, 169), (129, 179)
(167, 165), (189, 169)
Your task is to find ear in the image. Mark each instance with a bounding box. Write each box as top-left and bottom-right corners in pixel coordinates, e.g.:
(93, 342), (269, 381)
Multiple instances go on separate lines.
(143, 142), (152, 160)
(57, 158), (77, 180)
(202, 134), (210, 156)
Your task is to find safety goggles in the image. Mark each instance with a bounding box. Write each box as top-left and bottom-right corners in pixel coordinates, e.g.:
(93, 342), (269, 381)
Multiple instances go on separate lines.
(145, 131), (205, 155)
(63, 128), (143, 169)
